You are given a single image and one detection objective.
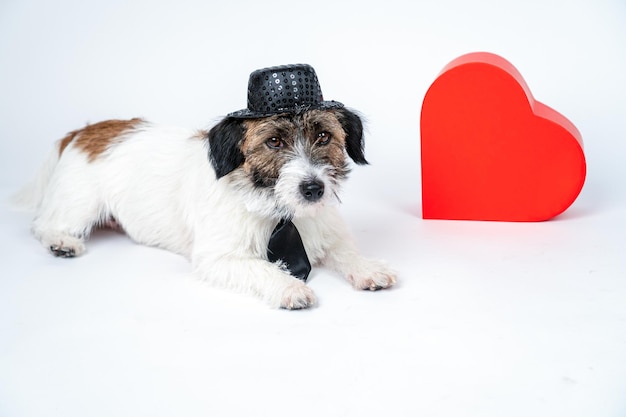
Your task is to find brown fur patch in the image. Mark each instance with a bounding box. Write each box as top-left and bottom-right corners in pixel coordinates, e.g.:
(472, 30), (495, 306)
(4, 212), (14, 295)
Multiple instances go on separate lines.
(302, 110), (347, 168)
(58, 118), (144, 161)
(241, 116), (294, 185)
(58, 132), (75, 156)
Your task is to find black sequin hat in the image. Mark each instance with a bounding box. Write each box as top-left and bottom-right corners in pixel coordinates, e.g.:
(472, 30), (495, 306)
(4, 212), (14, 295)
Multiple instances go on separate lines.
(227, 64), (344, 118)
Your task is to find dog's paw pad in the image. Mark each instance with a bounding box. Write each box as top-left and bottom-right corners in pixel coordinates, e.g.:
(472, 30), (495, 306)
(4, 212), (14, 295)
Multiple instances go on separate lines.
(45, 235), (85, 258)
(280, 282), (317, 310)
(50, 245), (76, 258)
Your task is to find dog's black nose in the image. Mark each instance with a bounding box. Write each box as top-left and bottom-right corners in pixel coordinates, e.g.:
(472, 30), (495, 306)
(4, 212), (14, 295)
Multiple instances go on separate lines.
(300, 180), (325, 202)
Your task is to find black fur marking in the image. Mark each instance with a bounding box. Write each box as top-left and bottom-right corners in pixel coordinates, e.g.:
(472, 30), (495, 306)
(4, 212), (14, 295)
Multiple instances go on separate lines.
(337, 108), (368, 165)
(208, 117), (246, 178)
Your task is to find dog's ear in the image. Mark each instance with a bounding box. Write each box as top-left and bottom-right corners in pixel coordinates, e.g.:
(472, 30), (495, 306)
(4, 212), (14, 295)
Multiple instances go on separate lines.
(208, 117), (246, 178)
(337, 108), (368, 165)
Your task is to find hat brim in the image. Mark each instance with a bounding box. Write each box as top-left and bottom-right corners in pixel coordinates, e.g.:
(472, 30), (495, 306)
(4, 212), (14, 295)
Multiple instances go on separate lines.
(226, 100), (344, 119)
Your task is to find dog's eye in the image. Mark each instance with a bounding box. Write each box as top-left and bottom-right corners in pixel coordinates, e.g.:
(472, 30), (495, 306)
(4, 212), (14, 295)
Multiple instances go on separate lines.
(266, 137), (285, 149)
(316, 132), (332, 146)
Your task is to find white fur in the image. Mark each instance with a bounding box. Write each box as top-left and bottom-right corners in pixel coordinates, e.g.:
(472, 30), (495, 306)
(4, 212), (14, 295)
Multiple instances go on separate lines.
(18, 121), (396, 309)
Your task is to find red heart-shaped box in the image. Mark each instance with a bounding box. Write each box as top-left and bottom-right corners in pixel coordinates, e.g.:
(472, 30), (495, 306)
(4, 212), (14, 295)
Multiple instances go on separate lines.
(420, 52), (586, 221)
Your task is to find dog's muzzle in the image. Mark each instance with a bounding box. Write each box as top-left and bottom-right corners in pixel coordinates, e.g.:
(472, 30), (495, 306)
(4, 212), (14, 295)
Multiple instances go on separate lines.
(300, 180), (325, 202)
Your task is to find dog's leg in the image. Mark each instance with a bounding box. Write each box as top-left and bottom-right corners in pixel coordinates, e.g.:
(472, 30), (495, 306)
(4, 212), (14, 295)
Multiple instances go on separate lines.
(31, 169), (102, 258)
(297, 210), (397, 291)
(317, 222), (397, 291)
(32, 209), (96, 258)
(193, 256), (317, 309)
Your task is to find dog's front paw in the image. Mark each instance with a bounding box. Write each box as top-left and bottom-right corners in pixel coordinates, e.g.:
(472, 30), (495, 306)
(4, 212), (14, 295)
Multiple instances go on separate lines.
(348, 260), (397, 291)
(280, 281), (317, 310)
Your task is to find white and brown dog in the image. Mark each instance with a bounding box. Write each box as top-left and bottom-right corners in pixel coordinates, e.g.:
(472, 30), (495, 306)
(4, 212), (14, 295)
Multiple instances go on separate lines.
(16, 64), (396, 309)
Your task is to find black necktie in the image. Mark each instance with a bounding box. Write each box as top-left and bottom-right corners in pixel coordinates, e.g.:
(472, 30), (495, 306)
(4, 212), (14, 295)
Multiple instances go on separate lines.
(267, 219), (311, 281)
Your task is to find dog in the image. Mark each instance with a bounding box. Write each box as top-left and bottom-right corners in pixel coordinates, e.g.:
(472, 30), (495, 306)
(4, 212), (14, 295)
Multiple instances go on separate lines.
(16, 64), (396, 309)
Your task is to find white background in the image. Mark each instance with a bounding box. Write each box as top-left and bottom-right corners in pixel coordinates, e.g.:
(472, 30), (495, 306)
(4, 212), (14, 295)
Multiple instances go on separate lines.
(1, 0), (626, 416)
